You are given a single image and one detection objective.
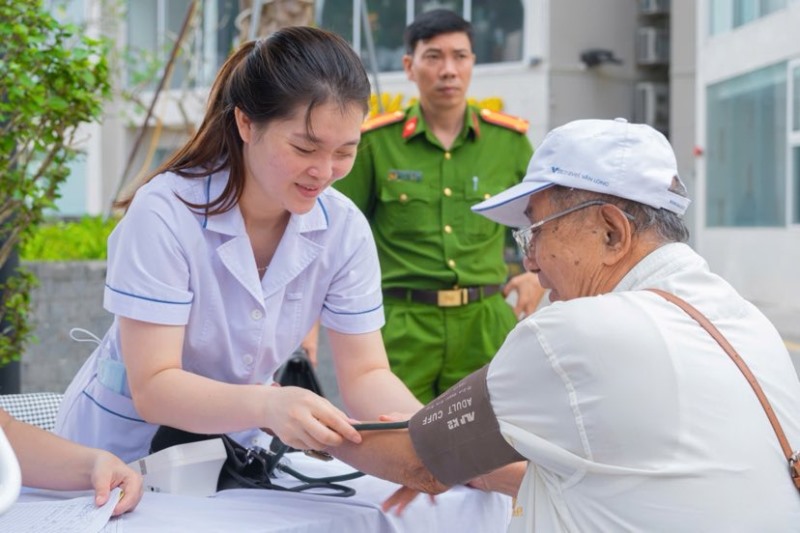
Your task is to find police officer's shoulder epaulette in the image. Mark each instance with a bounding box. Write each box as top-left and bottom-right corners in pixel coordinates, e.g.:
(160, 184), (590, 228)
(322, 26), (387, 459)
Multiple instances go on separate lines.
(478, 108), (529, 134)
(361, 110), (405, 133)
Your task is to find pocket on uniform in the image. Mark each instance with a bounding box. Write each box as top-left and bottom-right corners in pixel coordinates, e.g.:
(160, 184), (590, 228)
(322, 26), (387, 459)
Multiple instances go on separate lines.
(77, 376), (155, 462)
(376, 180), (435, 238)
(465, 185), (505, 238)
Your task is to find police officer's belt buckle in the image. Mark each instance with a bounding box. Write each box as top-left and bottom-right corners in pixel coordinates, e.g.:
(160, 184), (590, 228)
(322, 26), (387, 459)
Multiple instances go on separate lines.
(437, 288), (468, 307)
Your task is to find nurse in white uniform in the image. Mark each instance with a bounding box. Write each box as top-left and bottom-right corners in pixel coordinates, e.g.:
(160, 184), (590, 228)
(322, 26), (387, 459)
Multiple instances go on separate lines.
(55, 27), (422, 464)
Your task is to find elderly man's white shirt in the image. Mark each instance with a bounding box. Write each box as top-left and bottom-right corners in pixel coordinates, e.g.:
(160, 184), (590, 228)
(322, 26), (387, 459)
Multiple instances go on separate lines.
(55, 171), (384, 461)
(488, 243), (800, 531)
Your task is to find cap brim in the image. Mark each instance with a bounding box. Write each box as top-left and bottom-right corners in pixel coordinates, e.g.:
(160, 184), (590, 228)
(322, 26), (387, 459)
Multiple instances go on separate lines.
(471, 181), (553, 227)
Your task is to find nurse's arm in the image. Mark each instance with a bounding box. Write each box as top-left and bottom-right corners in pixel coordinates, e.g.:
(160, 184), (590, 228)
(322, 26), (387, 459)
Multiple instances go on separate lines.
(119, 317), (361, 451)
(328, 329), (423, 419)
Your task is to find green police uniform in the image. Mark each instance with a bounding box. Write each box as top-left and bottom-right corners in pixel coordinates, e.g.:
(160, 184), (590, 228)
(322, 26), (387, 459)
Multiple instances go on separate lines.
(335, 102), (533, 402)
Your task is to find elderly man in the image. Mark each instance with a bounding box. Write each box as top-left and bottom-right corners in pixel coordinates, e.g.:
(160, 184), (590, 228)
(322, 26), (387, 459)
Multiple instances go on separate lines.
(327, 118), (800, 531)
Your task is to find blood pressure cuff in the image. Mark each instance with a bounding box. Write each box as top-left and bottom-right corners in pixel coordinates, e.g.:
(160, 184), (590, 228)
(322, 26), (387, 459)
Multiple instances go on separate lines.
(408, 366), (525, 486)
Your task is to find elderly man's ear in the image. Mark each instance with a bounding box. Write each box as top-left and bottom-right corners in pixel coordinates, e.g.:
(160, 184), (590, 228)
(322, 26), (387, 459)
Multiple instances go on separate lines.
(599, 204), (633, 264)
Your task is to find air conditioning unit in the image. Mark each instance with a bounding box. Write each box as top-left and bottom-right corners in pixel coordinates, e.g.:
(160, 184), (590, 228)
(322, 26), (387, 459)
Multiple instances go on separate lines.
(640, 0), (670, 15)
(634, 82), (669, 133)
(636, 27), (670, 65)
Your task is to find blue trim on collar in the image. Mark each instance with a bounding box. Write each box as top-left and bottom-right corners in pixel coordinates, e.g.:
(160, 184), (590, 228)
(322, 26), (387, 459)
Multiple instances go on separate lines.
(317, 197), (329, 226)
(202, 175), (212, 228)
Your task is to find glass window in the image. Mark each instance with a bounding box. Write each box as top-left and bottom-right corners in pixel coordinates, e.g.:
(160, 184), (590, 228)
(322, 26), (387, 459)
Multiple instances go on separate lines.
(51, 155), (87, 217)
(165, 0), (193, 89)
(733, 0), (759, 26)
(364, 0), (409, 72)
(471, 0), (523, 64)
(710, 0), (788, 35)
(47, 0), (85, 25)
(127, 0), (238, 90)
(760, 0), (788, 16)
(793, 65), (800, 132)
(319, 0), (524, 72)
(794, 147), (800, 223)
(706, 63), (787, 227)
(709, 0), (733, 35)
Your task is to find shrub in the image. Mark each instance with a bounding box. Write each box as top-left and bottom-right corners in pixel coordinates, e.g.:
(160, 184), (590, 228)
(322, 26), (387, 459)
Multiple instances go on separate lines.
(21, 217), (118, 261)
(0, 0), (111, 367)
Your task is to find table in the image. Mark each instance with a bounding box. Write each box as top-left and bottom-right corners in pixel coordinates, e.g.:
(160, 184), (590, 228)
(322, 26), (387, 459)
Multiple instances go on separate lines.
(18, 453), (512, 532)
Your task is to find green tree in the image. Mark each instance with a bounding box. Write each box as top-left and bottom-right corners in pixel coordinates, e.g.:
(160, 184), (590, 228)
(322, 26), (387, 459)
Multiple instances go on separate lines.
(0, 0), (111, 367)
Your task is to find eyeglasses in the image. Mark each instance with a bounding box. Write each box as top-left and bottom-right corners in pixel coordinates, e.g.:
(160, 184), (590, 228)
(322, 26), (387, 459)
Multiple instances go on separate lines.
(512, 200), (634, 258)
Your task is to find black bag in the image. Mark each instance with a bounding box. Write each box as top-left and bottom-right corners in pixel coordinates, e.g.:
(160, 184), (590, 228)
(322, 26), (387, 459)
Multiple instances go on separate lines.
(148, 351), (362, 496)
(274, 351), (324, 396)
(149, 425), (363, 497)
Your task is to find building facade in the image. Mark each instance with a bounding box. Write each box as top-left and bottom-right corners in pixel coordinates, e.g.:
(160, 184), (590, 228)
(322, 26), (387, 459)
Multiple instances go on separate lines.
(51, 0), (799, 313)
(695, 0), (800, 311)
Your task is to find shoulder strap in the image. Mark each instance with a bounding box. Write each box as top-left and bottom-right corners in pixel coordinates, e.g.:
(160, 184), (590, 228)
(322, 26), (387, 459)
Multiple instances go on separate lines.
(477, 108), (529, 133)
(360, 110), (405, 133)
(646, 288), (800, 490)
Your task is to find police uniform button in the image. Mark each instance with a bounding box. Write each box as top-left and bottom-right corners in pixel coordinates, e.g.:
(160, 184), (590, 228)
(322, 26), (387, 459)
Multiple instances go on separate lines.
(250, 309), (263, 320)
(399, 193), (408, 202)
(447, 259), (456, 268)
(444, 152), (451, 160)
(243, 353), (254, 365)
(443, 187), (452, 197)
(444, 225), (452, 233)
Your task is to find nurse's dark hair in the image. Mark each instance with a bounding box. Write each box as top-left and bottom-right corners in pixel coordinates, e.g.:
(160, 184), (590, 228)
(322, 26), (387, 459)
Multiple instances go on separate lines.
(404, 8), (473, 55)
(114, 26), (370, 213)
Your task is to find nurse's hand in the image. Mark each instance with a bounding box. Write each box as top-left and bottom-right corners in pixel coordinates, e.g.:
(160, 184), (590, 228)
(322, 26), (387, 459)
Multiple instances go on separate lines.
(263, 386), (362, 451)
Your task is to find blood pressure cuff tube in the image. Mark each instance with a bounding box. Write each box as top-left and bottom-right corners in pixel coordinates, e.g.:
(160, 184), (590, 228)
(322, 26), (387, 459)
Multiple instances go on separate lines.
(408, 366), (525, 486)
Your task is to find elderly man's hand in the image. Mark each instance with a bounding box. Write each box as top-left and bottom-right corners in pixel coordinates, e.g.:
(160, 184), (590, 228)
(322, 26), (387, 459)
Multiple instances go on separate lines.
(381, 485), (437, 516)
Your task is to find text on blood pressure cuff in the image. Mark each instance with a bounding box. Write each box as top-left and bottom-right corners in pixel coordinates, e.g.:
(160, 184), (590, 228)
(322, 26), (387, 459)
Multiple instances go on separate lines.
(408, 366), (525, 486)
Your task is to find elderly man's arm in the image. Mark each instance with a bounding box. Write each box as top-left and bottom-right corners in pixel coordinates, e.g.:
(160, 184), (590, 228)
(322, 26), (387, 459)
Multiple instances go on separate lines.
(324, 429), (449, 494)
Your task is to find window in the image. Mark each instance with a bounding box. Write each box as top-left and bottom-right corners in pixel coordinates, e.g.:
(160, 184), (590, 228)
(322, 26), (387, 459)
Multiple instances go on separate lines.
(793, 64), (800, 132)
(793, 147), (800, 223)
(791, 62), (800, 223)
(709, 0), (789, 35)
(45, 1), (89, 216)
(47, 0), (85, 25)
(51, 155), (88, 217)
(706, 63), (787, 226)
(126, 0), (238, 90)
(318, 0), (524, 73)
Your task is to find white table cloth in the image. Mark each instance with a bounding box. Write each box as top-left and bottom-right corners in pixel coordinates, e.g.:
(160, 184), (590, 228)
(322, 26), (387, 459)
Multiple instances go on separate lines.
(18, 453), (512, 532)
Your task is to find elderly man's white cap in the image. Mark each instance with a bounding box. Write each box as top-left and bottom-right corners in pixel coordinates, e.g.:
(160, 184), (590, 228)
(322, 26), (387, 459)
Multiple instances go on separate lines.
(471, 118), (691, 228)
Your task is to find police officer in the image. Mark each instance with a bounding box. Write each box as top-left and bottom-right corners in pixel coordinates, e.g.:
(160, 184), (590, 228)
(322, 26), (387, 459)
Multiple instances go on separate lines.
(335, 9), (543, 402)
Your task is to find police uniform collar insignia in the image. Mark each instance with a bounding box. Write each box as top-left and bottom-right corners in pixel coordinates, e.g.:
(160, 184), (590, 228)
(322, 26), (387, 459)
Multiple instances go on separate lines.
(468, 107), (481, 139)
(402, 116), (419, 139)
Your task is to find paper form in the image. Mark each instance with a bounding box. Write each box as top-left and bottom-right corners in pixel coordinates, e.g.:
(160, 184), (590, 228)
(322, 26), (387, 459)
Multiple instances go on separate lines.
(0, 487), (122, 533)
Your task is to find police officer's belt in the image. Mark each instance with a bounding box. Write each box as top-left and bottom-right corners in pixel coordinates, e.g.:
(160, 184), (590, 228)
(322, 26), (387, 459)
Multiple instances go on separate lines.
(384, 285), (502, 307)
